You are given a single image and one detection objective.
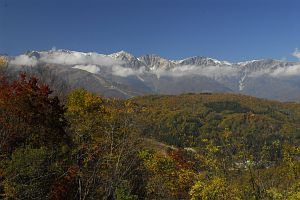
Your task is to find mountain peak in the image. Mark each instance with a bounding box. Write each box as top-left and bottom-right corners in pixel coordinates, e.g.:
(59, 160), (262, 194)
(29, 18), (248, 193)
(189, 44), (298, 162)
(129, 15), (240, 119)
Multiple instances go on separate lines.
(138, 54), (175, 70)
(179, 56), (232, 66)
(139, 54), (170, 62)
(110, 51), (135, 59)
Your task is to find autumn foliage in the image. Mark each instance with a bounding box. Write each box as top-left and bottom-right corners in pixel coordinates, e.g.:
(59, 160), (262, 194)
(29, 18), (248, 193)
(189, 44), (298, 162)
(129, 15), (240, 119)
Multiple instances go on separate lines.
(1, 73), (300, 199)
(0, 73), (68, 153)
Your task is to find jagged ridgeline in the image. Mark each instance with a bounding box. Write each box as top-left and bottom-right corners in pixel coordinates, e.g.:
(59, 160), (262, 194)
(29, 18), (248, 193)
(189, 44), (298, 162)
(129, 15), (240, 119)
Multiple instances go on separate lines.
(6, 49), (300, 102)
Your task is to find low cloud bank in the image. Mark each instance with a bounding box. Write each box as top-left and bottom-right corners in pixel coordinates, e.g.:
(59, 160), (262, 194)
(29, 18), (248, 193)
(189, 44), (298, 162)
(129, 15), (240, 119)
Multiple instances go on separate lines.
(112, 66), (145, 77)
(159, 65), (238, 78)
(10, 55), (38, 66)
(9, 50), (123, 67)
(38, 51), (122, 66)
(270, 65), (300, 77)
(73, 65), (100, 74)
(249, 65), (300, 77)
(8, 50), (300, 78)
(110, 65), (238, 78)
(7, 50), (239, 78)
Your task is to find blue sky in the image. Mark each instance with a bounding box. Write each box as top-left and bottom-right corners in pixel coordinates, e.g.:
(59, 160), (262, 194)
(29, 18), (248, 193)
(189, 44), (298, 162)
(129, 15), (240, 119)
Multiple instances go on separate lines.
(0, 0), (299, 61)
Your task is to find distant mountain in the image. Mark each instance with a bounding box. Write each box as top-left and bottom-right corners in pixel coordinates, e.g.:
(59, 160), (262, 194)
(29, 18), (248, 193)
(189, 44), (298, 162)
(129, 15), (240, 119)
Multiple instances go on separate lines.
(7, 49), (300, 101)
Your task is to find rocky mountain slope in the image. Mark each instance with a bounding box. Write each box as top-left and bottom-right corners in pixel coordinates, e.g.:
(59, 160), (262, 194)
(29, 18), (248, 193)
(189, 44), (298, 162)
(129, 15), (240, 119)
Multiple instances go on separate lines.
(7, 49), (300, 101)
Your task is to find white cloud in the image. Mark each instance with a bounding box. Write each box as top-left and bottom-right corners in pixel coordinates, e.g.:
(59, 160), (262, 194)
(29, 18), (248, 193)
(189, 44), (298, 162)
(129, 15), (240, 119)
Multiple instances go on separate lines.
(270, 65), (300, 77)
(9, 49), (300, 78)
(293, 48), (300, 60)
(10, 55), (38, 66)
(9, 50), (124, 72)
(110, 64), (238, 78)
(152, 65), (238, 78)
(248, 65), (300, 77)
(112, 65), (145, 77)
(39, 51), (122, 66)
(73, 64), (100, 74)
(112, 64), (239, 78)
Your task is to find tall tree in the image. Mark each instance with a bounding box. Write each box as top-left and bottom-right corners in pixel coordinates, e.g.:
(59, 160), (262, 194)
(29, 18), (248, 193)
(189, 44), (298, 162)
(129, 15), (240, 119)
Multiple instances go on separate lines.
(66, 89), (144, 200)
(0, 73), (71, 199)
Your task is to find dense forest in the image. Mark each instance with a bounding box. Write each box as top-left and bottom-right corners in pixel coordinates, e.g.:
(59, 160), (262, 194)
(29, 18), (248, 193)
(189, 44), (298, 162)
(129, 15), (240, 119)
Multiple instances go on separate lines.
(1, 57), (300, 199)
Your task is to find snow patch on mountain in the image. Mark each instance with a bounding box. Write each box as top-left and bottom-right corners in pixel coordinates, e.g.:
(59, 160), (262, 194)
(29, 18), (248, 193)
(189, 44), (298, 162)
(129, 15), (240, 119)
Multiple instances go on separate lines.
(137, 75), (145, 82)
(8, 49), (300, 79)
(237, 60), (261, 66)
(239, 73), (247, 91)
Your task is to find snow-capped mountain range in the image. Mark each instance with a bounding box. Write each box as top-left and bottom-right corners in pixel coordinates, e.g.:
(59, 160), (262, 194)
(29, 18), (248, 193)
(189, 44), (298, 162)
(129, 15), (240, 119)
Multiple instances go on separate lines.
(7, 49), (300, 101)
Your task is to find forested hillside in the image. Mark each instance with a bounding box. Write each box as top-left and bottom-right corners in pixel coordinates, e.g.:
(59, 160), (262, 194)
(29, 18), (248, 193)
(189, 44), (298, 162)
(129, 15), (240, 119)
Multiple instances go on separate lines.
(1, 61), (300, 199)
(132, 93), (300, 148)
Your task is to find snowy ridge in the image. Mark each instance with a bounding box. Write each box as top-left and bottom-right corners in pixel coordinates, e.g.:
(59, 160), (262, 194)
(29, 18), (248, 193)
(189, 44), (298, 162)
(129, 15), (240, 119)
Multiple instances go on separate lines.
(12, 49), (300, 79)
(7, 49), (300, 101)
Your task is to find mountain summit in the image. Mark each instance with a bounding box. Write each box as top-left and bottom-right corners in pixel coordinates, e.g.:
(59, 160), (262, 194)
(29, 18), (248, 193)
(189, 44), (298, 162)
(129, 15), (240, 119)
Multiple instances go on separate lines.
(7, 49), (300, 101)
